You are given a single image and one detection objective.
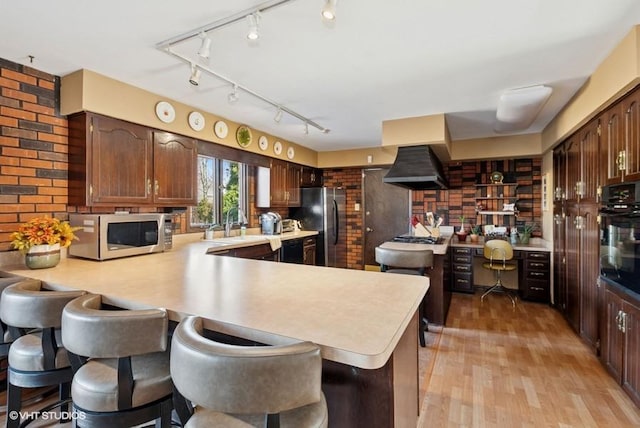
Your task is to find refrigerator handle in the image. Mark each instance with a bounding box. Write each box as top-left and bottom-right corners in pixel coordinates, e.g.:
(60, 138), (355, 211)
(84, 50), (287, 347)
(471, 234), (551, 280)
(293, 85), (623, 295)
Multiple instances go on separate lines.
(333, 199), (339, 245)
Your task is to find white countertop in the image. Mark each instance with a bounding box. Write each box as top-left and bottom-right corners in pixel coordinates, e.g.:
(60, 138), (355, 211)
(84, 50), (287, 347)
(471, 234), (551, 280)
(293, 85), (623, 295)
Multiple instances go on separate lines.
(2, 233), (428, 370)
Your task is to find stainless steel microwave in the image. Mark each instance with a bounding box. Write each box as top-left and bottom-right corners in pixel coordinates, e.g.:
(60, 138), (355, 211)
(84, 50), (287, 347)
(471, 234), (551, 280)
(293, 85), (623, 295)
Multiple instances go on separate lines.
(68, 213), (172, 260)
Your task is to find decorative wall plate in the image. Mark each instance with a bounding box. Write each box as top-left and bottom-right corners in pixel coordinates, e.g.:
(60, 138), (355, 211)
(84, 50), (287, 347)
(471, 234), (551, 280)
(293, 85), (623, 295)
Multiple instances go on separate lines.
(490, 171), (504, 184)
(188, 111), (205, 131)
(214, 120), (228, 139)
(273, 141), (283, 155)
(258, 135), (269, 151)
(155, 101), (175, 123)
(236, 125), (252, 147)
(286, 146), (295, 160)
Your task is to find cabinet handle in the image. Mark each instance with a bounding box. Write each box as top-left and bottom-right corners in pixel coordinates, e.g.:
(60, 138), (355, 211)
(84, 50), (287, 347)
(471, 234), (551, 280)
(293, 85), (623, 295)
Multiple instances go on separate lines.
(154, 180), (159, 195)
(147, 179), (152, 195)
(574, 216), (584, 230)
(621, 312), (627, 334)
(530, 262), (545, 268)
(617, 150), (627, 171)
(575, 181), (585, 197)
(531, 286), (545, 291)
(530, 272), (545, 277)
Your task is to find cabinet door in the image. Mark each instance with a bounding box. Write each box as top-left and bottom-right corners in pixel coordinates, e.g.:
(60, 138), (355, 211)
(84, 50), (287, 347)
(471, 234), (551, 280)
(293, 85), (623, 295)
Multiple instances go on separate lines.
(303, 238), (316, 265)
(564, 203), (581, 332)
(579, 203), (600, 350)
(579, 121), (599, 203)
(269, 160), (288, 207)
(564, 138), (581, 203)
(90, 114), (152, 205)
(603, 287), (624, 383)
(301, 167), (322, 187)
(623, 91), (640, 182)
(153, 132), (197, 206)
(603, 103), (625, 185)
(623, 298), (640, 406)
(287, 165), (301, 207)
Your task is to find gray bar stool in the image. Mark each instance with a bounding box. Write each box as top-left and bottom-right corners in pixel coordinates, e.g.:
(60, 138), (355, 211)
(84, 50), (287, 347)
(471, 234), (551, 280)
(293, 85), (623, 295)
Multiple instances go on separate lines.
(170, 316), (328, 428)
(0, 279), (85, 428)
(61, 293), (173, 427)
(375, 246), (433, 347)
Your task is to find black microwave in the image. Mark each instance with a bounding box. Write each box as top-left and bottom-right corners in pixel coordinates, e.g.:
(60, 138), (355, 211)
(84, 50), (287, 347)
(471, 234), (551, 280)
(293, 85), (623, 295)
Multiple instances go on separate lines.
(69, 213), (172, 260)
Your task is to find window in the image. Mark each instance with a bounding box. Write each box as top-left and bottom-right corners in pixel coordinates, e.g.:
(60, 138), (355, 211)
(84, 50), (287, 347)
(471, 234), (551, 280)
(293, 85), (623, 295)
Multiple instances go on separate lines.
(192, 155), (248, 228)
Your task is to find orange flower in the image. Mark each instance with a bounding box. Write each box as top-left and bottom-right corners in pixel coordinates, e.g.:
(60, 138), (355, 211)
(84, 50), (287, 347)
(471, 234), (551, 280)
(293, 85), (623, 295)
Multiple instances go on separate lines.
(10, 216), (80, 254)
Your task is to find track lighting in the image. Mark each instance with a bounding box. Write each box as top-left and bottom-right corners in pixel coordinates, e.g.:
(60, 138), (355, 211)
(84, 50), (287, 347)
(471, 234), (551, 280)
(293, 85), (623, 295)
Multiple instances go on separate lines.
(274, 107), (283, 123)
(197, 32), (212, 59)
(189, 64), (201, 86)
(304, 122), (309, 135)
(246, 12), (261, 41)
(228, 84), (239, 103)
(321, 0), (337, 21)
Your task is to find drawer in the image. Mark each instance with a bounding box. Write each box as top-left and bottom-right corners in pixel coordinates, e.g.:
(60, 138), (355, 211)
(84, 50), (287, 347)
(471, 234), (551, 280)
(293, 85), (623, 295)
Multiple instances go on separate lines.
(525, 269), (549, 281)
(303, 237), (316, 247)
(453, 263), (472, 273)
(521, 279), (549, 302)
(526, 251), (549, 261)
(452, 272), (474, 293)
(452, 255), (472, 264)
(526, 260), (549, 270)
(452, 247), (472, 256)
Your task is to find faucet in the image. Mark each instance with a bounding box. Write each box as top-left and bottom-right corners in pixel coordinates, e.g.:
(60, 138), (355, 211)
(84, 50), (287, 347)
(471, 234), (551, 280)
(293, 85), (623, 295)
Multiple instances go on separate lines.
(225, 207), (246, 237)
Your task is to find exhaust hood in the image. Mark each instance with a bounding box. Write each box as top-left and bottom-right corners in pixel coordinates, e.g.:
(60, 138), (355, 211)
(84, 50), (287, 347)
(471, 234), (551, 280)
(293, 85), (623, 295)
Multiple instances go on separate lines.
(383, 145), (449, 190)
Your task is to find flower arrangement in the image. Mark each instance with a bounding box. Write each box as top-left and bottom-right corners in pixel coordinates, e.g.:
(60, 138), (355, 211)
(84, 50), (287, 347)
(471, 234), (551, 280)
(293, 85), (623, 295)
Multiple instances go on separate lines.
(10, 216), (79, 254)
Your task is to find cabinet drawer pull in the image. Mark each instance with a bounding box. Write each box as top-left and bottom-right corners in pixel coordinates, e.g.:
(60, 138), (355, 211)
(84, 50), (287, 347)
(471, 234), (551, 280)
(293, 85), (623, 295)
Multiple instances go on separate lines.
(530, 262), (546, 268)
(454, 249), (469, 254)
(530, 286), (545, 291)
(529, 253), (547, 259)
(456, 279), (469, 284)
(454, 257), (469, 263)
(454, 265), (471, 272)
(530, 272), (545, 277)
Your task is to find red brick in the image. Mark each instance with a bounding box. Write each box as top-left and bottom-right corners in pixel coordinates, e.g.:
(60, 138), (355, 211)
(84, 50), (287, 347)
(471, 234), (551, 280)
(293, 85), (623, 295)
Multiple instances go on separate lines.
(0, 195), (18, 203)
(53, 144), (68, 154)
(53, 195), (68, 204)
(52, 162), (68, 170)
(4, 147), (38, 159)
(0, 76), (20, 90)
(36, 204), (66, 212)
(20, 195), (52, 204)
(22, 103), (54, 116)
(20, 177), (52, 186)
(0, 214), (18, 223)
(38, 187), (67, 196)
(0, 156), (20, 166)
(39, 80), (55, 90)
(21, 158), (52, 169)
(0, 116), (18, 127)
(53, 125), (68, 136)
(1, 69), (37, 85)
(1, 88), (37, 103)
(37, 132), (67, 144)
(1, 165), (35, 176)
(0, 204), (35, 213)
(0, 176), (18, 185)
(0, 136), (24, 147)
(38, 115), (67, 126)
(0, 106), (36, 121)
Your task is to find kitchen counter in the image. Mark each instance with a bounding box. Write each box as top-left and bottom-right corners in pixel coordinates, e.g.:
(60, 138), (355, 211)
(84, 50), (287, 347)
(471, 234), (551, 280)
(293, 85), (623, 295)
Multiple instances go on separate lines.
(203, 230), (318, 252)
(450, 235), (552, 251)
(2, 232), (428, 427)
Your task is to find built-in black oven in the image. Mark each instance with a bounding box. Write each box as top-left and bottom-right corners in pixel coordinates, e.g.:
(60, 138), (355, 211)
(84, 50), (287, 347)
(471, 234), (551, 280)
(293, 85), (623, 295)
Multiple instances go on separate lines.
(599, 181), (640, 294)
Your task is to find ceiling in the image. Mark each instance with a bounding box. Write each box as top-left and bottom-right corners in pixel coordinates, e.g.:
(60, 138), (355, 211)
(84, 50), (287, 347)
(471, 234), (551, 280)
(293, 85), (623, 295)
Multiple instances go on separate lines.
(2, 1), (640, 152)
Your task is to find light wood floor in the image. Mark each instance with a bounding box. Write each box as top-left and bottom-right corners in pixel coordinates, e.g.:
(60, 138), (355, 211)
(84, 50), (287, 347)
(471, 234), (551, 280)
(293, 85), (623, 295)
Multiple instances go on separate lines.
(418, 292), (640, 428)
(3, 292), (640, 427)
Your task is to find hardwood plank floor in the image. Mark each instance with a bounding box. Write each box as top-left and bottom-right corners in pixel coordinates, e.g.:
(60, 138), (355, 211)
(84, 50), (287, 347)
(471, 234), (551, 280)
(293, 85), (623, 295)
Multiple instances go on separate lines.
(418, 292), (640, 428)
(2, 292), (640, 427)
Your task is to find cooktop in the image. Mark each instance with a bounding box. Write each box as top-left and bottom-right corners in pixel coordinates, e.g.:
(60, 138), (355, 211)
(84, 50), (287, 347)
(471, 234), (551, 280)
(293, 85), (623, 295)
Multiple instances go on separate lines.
(392, 236), (444, 245)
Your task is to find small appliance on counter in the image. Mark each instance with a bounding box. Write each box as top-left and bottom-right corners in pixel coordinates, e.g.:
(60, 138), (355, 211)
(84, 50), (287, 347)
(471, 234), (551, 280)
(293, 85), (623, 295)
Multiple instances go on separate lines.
(281, 219), (296, 233)
(259, 212), (282, 235)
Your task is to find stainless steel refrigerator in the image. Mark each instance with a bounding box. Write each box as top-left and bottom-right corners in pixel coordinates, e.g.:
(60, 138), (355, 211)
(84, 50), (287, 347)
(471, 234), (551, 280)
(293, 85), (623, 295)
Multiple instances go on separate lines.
(290, 187), (347, 268)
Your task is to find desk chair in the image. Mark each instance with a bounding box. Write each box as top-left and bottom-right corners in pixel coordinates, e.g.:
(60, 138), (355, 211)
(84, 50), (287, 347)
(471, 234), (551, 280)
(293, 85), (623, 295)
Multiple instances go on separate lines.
(61, 293), (173, 427)
(481, 239), (517, 307)
(0, 279), (85, 428)
(170, 316), (328, 428)
(375, 246), (433, 347)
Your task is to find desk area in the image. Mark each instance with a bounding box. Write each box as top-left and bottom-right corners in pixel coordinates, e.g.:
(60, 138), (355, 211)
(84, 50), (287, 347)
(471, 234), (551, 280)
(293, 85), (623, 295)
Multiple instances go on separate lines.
(450, 236), (552, 302)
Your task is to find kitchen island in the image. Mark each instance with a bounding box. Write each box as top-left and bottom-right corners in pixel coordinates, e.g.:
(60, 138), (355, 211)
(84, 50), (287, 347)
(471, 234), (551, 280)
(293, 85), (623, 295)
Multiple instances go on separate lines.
(2, 233), (428, 428)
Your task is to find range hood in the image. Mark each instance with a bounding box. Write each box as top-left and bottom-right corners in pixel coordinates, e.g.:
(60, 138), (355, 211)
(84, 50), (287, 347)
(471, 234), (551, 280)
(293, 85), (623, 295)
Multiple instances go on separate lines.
(383, 145), (449, 190)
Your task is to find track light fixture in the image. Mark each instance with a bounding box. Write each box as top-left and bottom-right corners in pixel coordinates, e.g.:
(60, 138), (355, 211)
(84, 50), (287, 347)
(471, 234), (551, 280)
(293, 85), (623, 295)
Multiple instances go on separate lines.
(304, 122), (309, 135)
(197, 32), (212, 59)
(228, 84), (239, 103)
(274, 107), (283, 123)
(189, 64), (201, 86)
(246, 12), (261, 41)
(321, 0), (337, 21)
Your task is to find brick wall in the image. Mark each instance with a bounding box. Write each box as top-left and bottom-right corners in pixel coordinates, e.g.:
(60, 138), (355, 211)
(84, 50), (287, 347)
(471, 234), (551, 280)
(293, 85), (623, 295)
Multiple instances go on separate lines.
(0, 58), (68, 252)
(323, 168), (363, 270)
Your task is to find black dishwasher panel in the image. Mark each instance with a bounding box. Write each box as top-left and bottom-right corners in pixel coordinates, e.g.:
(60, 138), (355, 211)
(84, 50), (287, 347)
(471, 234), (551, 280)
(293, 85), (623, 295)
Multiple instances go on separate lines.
(281, 238), (304, 264)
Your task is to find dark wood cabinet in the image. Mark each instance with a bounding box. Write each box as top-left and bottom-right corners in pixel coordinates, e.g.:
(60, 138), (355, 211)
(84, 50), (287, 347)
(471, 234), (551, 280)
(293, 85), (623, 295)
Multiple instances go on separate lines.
(622, 89), (640, 182)
(152, 132), (197, 206)
(68, 112), (197, 207)
(258, 159), (301, 208)
(303, 237), (316, 265)
(451, 247), (474, 293)
(604, 89), (640, 185)
(301, 167), (323, 187)
(209, 243), (280, 261)
(603, 103), (625, 185)
(519, 251), (550, 303)
(602, 283), (640, 407)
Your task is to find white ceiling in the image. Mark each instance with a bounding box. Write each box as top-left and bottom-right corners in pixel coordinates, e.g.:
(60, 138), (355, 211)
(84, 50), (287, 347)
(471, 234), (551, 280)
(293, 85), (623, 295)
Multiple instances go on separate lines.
(2, 1), (640, 152)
